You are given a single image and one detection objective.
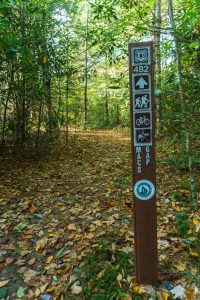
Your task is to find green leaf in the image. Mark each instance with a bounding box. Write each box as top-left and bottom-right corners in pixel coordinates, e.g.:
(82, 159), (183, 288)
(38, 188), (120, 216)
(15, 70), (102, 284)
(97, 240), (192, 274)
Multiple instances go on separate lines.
(14, 222), (29, 232)
(189, 41), (199, 50)
(16, 287), (25, 298)
(56, 246), (65, 257)
(0, 287), (8, 299)
(118, 290), (127, 297)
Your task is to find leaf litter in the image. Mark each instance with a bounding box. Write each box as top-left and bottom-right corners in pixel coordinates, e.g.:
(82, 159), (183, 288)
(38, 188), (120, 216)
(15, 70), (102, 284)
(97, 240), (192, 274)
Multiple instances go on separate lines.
(0, 129), (199, 299)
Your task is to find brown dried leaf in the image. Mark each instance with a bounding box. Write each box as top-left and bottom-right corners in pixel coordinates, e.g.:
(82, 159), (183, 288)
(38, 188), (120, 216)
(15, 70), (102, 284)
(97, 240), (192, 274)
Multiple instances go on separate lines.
(0, 279), (10, 288)
(174, 261), (186, 272)
(35, 237), (48, 252)
(46, 256), (54, 264)
(5, 257), (15, 265)
(85, 232), (94, 239)
(21, 250), (29, 257)
(71, 284), (82, 294)
(97, 269), (105, 279)
(35, 288), (41, 297)
(67, 223), (77, 231)
(28, 257), (36, 266)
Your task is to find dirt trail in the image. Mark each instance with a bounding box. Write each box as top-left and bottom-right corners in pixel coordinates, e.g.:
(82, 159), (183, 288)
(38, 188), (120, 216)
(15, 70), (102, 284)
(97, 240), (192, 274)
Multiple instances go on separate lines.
(1, 130), (199, 299)
(0, 130), (135, 299)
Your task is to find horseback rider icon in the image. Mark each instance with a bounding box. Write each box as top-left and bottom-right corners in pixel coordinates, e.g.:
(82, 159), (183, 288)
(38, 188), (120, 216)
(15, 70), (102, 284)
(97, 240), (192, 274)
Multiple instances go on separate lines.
(136, 129), (151, 143)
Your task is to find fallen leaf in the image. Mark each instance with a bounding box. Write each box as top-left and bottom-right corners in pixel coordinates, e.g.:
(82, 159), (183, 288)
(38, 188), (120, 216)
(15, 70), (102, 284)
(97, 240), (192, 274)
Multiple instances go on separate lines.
(67, 223), (77, 231)
(70, 284), (82, 294)
(21, 250), (29, 257)
(0, 279), (10, 288)
(23, 198), (32, 208)
(190, 251), (198, 257)
(35, 288), (41, 297)
(56, 247), (65, 257)
(105, 199), (116, 207)
(179, 189), (190, 194)
(93, 220), (102, 226)
(190, 267), (198, 275)
(5, 257), (15, 265)
(97, 269), (105, 279)
(172, 201), (181, 212)
(159, 255), (166, 261)
(174, 261), (186, 272)
(185, 289), (193, 300)
(28, 257), (36, 266)
(85, 232), (94, 239)
(162, 292), (170, 300)
(23, 269), (38, 284)
(113, 213), (120, 220)
(117, 273), (123, 282)
(16, 287), (25, 298)
(192, 218), (200, 231)
(40, 283), (49, 293)
(68, 232), (75, 240)
(35, 237), (48, 252)
(46, 256), (54, 264)
(132, 284), (143, 294)
(158, 240), (170, 250)
(0, 287), (8, 298)
(88, 224), (96, 232)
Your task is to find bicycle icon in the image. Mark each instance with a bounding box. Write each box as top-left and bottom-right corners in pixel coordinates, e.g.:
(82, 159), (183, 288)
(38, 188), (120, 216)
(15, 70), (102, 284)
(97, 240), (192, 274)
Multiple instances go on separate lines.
(136, 116), (150, 126)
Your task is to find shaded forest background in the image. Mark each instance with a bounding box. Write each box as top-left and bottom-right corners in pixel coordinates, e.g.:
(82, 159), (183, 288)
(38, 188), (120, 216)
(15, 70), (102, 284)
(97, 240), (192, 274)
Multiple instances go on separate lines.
(0, 0), (200, 208)
(0, 1), (200, 298)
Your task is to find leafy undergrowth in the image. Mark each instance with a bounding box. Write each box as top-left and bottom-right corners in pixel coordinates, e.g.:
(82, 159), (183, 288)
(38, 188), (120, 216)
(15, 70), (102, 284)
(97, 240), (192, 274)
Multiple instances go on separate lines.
(0, 129), (199, 299)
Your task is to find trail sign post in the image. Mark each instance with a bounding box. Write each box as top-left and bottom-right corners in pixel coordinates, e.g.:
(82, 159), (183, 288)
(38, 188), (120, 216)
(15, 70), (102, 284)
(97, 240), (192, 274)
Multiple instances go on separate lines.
(128, 42), (158, 284)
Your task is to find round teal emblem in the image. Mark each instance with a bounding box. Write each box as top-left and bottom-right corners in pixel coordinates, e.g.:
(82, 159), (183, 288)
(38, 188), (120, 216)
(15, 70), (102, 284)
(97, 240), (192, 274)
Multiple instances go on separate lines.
(134, 180), (155, 200)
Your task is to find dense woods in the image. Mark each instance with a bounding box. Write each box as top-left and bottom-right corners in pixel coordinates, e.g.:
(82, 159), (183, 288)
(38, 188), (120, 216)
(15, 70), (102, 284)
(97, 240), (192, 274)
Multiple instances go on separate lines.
(0, 0), (200, 299)
(1, 0), (199, 206)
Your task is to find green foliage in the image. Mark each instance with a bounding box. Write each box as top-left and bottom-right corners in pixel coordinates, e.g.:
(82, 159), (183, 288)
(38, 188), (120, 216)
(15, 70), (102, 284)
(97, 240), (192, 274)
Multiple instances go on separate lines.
(78, 241), (135, 299)
(171, 190), (190, 203)
(0, 0), (199, 209)
(175, 211), (189, 237)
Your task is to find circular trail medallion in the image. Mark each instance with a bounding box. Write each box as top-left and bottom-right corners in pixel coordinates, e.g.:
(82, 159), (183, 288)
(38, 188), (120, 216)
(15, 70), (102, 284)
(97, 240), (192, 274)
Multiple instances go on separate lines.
(134, 179), (155, 200)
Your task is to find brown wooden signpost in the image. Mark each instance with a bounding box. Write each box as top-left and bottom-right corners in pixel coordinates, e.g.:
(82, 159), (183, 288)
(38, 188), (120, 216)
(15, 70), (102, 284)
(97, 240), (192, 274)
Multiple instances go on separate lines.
(128, 41), (158, 284)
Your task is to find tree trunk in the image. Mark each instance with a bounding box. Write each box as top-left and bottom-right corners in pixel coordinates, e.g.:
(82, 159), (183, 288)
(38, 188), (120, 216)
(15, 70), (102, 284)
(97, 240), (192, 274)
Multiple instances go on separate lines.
(105, 90), (109, 125)
(21, 80), (26, 144)
(168, 0), (198, 210)
(155, 0), (162, 133)
(43, 57), (52, 138)
(35, 99), (43, 150)
(46, 77), (52, 137)
(57, 74), (62, 117)
(84, 12), (89, 130)
(65, 23), (70, 141)
(1, 64), (14, 154)
(66, 78), (69, 141)
(116, 104), (120, 125)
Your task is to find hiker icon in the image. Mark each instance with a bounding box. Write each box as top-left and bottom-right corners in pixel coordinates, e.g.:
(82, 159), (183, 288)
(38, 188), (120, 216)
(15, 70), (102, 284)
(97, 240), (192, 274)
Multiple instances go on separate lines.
(134, 94), (150, 109)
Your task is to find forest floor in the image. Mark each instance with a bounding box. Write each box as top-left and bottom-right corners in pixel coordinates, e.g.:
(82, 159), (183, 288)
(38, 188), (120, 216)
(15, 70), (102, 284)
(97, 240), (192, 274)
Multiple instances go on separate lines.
(0, 129), (200, 300)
